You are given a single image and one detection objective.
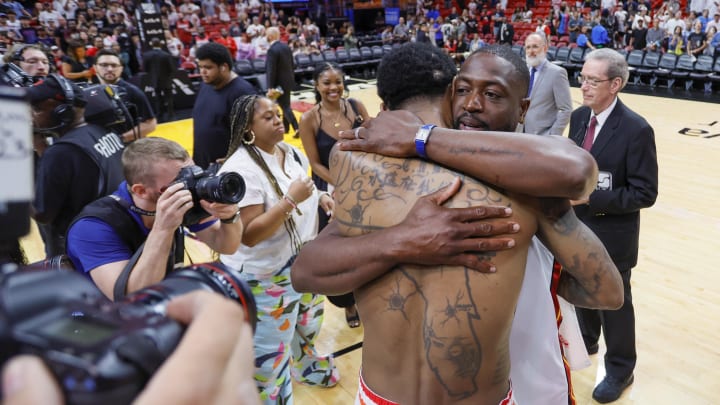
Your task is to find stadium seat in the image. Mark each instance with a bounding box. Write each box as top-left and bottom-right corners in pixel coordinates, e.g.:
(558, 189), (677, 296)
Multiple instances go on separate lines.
(553, 46), (571, 65)
(626, 50), (645, 85)
(651, 53), (678, 87)
(562, 47), (585, 82)
(294, 52), (314, 80)
(689, 55), (715, 93)
(635, 51), (660, 85)
(322, 50), (338, 65)
(234, 59), (254, 76)
(669, 54), (696, 90)
(546, 45), (558, 61)
(707, 57), (720, 91)
(511, 44), (525, 59)
(309, 52), (325, 70)
(251, 58), (266, 73)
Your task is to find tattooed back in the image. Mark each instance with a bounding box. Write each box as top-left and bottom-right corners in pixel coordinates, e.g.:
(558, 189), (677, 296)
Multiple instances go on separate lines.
(330, 149), (539, 405)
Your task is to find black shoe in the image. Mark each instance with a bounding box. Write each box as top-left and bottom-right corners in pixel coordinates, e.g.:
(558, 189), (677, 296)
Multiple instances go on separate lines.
(592, 374), (634, 403)
(586, 342), (599, 355)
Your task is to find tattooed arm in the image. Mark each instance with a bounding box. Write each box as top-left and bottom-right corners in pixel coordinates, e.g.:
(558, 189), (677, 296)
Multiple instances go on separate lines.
(338, 111), (598, 199)
(534, 198), (624, 310)
(291, 178), (519, 295)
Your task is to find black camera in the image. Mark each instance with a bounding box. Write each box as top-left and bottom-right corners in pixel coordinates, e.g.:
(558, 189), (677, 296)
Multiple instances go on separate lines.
(80, 83), (129, 129)
(0, 63), (36, 87)
(173, 164), (246, 225)
(0, 262), (256, 405)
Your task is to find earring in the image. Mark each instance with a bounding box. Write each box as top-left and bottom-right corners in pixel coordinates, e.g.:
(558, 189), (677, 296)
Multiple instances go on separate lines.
(243, 130), (255, 145)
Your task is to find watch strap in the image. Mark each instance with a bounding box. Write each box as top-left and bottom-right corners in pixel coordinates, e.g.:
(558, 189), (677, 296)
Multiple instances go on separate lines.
(414, 124), (436, 159)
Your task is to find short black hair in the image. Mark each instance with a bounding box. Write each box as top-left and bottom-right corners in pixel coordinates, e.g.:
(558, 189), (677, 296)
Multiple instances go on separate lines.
(376, 42), (457, 111)
(94, 48), (121, 62)
(195, 42), (233, 69)
(470, 45), (530, 97)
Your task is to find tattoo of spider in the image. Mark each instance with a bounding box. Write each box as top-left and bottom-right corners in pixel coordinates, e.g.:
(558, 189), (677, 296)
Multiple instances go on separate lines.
(381, 277), (416, 322)
(346, 200), (369, 225)
(438, 291), (475, 327)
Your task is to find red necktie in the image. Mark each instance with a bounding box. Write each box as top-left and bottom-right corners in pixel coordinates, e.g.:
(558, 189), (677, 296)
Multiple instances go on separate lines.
(582, 116), (598, 151)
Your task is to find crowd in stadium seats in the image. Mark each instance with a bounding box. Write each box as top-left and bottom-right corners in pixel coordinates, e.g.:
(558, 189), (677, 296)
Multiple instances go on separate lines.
(1, 0), (718, 92)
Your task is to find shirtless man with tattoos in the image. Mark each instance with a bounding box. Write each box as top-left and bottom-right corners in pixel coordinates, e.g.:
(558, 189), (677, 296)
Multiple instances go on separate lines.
(293, 44), (623, 405)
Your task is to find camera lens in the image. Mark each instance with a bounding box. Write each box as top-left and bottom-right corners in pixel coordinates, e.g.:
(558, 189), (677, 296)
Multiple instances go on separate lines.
(195, 172), (245, 204)
(125, 263), (256, 331)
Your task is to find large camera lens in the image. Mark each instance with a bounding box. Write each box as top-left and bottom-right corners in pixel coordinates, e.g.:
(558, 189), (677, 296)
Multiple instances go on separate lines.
(194, 172), (246, 204)
(124, 263), (256, 331)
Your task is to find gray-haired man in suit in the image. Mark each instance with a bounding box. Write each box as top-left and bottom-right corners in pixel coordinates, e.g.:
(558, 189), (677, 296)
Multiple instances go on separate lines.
(523, 32), (572, 135)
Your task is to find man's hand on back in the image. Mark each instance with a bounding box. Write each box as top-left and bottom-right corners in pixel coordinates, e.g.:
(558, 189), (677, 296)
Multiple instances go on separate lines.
(393, 178), (519, 272)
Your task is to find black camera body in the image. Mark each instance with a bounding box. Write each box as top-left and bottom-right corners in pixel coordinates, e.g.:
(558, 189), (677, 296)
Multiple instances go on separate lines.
(79, 83), (130, 130)
(0, 63), (36, 87)
(173, 164), (246, 225)
(0, 262), (256, 405)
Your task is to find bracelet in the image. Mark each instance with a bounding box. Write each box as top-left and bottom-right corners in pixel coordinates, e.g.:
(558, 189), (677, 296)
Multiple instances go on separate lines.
(283, 194), (303, 216)
(414, 124), (436, 159)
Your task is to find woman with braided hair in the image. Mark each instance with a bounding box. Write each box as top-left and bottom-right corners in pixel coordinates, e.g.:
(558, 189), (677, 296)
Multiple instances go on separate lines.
(218, 95), (338, 404)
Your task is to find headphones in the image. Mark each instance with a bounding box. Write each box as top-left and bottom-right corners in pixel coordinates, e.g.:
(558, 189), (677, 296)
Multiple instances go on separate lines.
(34, 74), (77, 135)
(50, 74), (76, 128)
(12, 44), (28, 62)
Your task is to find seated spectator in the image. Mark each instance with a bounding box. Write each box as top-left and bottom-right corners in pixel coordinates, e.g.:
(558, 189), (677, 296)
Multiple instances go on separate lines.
(668, 25), (686, 55)
(216, 27), (237, 58)
(708, 26), (720, 57)
(468, 32), (486, 51)
(687, 20), (707, 59)
(61, 39), (94, 83)
(646, 17), (665, 52)
(237, 33), (256, 60)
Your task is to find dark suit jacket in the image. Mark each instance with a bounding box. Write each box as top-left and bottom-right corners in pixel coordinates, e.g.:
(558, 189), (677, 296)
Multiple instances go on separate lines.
(265, 40), (295, 92)
(497, 23), (515, 45)
(570, 99), (658, 271)
(569, 99), (658, 270)
(142, 48), (175, 89)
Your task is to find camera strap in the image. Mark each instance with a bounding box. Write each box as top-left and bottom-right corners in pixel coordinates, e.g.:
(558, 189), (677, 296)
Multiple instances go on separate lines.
(113, 228), (184, 302)
(113, 241), (145, 301)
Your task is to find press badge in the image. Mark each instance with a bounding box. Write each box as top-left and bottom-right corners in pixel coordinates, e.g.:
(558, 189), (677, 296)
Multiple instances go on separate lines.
(597, 171), (612, 191)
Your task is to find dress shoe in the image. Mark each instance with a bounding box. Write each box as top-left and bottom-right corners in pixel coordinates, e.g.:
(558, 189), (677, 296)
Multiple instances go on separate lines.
(592, 374), (634, 403)
(586, 342), (599, 355)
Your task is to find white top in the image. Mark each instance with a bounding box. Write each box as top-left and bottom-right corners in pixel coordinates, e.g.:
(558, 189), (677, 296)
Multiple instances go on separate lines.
(219, 143), (320, 276)
(510, 237), (569, 405)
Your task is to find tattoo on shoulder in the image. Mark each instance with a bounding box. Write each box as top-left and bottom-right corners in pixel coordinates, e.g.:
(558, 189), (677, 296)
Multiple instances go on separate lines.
(332, 151), (506, 231)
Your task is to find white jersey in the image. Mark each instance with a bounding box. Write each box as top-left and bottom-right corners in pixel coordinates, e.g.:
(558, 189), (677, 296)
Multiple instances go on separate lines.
(510, 237), (570, 404)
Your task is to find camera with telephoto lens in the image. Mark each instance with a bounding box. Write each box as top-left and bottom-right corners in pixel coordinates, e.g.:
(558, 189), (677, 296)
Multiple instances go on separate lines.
(172, 163), (246, 225)
(0, 261), (256, 405)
